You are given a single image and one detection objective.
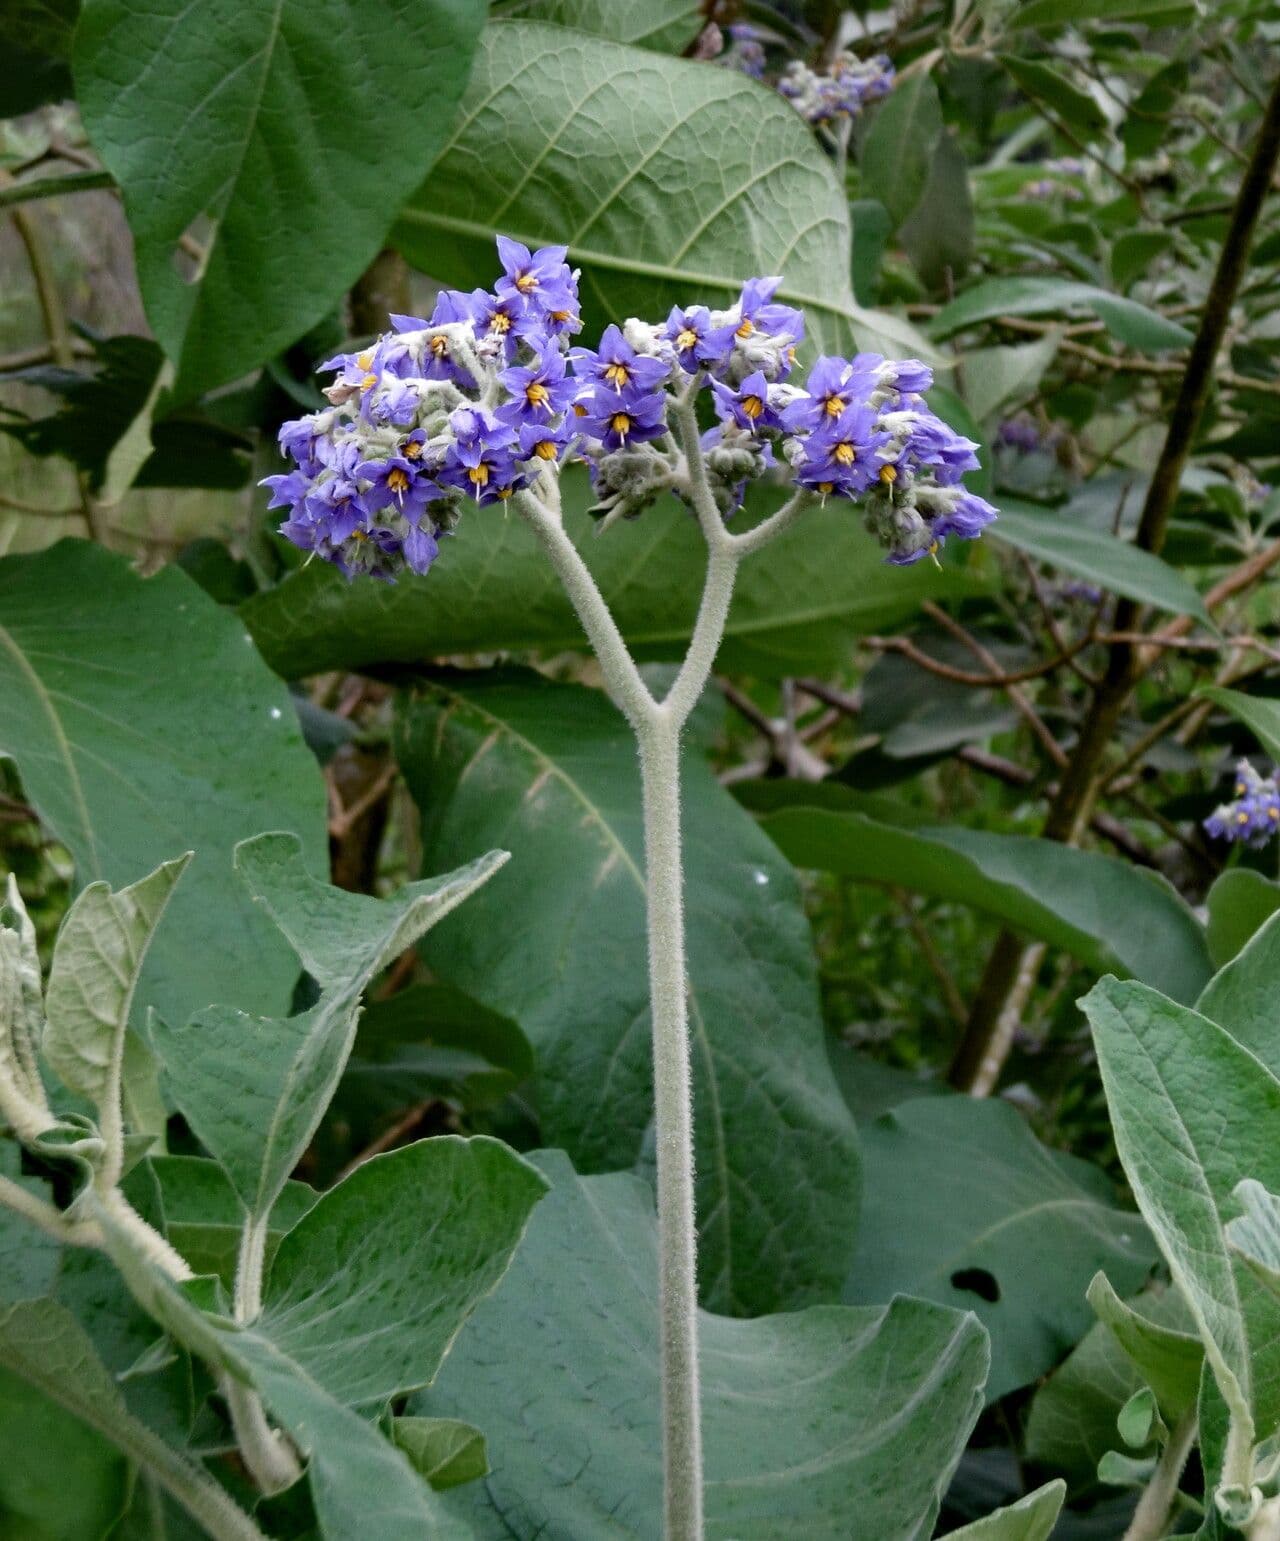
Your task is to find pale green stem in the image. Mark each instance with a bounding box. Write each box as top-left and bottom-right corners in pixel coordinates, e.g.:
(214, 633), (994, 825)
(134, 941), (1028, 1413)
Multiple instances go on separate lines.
(727, 488), (817, 558)
(1122, 1411), (1196, 1541)
(95, 1185), (194, 1283)
(0, 1172), (103, 1248)
(226, 1212), (302, 1494)
(1248, 1497), (1280, 1540)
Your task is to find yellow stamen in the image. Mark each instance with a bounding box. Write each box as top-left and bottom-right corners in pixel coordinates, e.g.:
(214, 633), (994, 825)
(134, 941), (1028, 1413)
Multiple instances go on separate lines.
(360, 372), (378, 391)
(603, 362), (630, 389)
(1239, 811), (1250, 825)
(496, 486), (514, 500)
(515, 272), (538, 293)
(879, 463), (898, 484)
(429, 336), (448, 357)
(825, 395), (845, 417)
(534, 439), (558, 461)
(526, 382), (550, 408)
(676, 327), (699, 351)
(490, 312), (512, 334)
(817, 481), (834, 495)
(468, 464), (490, 488)
(834, 442), (855, 466)
(741, 395), (763, 420)
(351, 529), (367, 542)
(1271, 807), (1279, 820)
(572, 402), (588, 417)
(550, 309), (573, 324)
(387, 468), (410, 494)
(736, 318), (754, 338)
(610, 412), (632, 438)
(404, 439), (423, 459)
(357, 350), (373, 370)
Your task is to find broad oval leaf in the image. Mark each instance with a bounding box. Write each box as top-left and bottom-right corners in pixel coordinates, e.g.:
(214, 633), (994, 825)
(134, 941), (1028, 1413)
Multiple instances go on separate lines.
(396, 669), (860, 1315)
(0, 541), (327, 1030)
(932, 276), (1193, 353)
(1197, 908), (1280, 1074)
(495, 0), (700, 51)
(418, 1151), (990, 1541)
(748, 785), (1212, 1003)
(1081, 977), (1280, 1448)
(1086, 1273), (1203, 1420)
(939, 1482), (1066, 1541)
(860, 73), (943, 230)
(74, 0), (487, 393)
(846, 1097), (1154, 1401)
(243, 474), (984, 681)
(393, 19), (929, 362)
(1200, 685), (1280, 761)
(992, 498), (1209, 621)
(1205, 869), (1280, 969)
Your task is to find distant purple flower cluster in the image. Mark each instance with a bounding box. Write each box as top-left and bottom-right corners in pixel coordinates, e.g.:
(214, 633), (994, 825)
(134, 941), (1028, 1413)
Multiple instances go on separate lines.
(262, 236), (995, 580)
(1204, 761), (1280, 847)
(777, 52), (895, 124)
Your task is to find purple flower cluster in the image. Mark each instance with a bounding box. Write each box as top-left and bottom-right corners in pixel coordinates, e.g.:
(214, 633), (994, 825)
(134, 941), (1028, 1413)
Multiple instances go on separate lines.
(262, 234), (995, 579)
(1204, 761), (1280, 848)
(777, 52), (895, 124)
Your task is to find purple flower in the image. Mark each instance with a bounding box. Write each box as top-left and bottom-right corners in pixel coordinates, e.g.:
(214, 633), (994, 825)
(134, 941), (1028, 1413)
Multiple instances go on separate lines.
(356, 455), (445, 523)
(465, 289), (539, 360)
(493, 238), (579, 327)
(881, 357), (934, 398)
(794, 402), (888, 497)
(518, 419), (574, 465)
(438, 406), (524, 503)
(498, 349), (578, 427)
(894, 412), (981, 486)
(401, 522), (441, 577)
(570, 324), (670, 396)
(660, 305), (737, 375)
(1205, 761), (1280, 847)
(734, 277), (804, 346)
(578, 388), (668, 452)
(934, 490), (997, 541)
(278, 416), (330, 476)
(261, 468), (312, 512)
(711, 371), (781, 433)
(783, 355), (878, 432)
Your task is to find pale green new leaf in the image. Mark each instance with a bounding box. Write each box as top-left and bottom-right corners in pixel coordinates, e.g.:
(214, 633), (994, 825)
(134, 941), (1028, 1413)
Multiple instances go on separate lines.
(1197, 909), (1280, 1075)
(938, 1482), (1066, 1541)
(846, 1098), (1153, 1401)
(396, 670), (860, 1316)
(152, 833), (508, 1219)
(1200, 686), (1280, 761)
(1082, 977), (1280, 1446)
(419, 1151), (990, 1540)
(393, 1417), (488, 1491)
(0, 875), (45, 1120)
(44, 855), (190, 1122)
(74, 0), (486, 393)
(1228, 1181), (1280, 1300)
(393, 20), (930, 363)
(1205, 870), (1280, 969)
(1086, 1273), (1203, 1419)
(243, 475), (982, 681)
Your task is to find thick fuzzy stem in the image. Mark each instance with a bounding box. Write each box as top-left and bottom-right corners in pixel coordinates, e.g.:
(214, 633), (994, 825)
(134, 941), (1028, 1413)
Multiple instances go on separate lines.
(638, 719), (704, 1541)
(1122, 1412), (1196, 1541)
(226, 1213), (302, 1493)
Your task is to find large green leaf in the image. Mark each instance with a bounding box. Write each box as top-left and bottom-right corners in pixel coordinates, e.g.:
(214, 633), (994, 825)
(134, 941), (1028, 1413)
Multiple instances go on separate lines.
(860, 73), (943, 230)
(997, 56), (1107, 137)
(418, 1151), (990, 1540)
(74, 0), (486, 394)
(1197, 909), (1280, 1074)
(243, 474), (983, 681)
(1200, 686), (1280, 761)
(1205, 870), (1280, 969)
(259, 1136), (548, 1407)
(1081, 977), (1280, 1448)
(992, 499), (1210, 622)
(393, 20), (929, 362)
(846, 1098), (1153, 1401)
(1086, 1273), (1203, 1420)
(0, 542), (327, 1029)
(44, 855), (190, 1138)
(932, 277), (1194, 353)
(495, 0), (700, 50)
(151, 832), (508, 1220)
(939, 1483), (1066, 1541)
(749, 785), (1212, 1003)
(396, 670), (860, 1316)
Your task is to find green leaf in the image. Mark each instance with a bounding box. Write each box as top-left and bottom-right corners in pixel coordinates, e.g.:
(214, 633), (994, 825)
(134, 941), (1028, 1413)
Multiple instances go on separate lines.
(861, 73), (944, 230)
(1081, 977), (1280, 1446)
(1011, 0), (1196, 26)
(846, 1098), (1153, 1401)
(1117, 1385), (1159, 1447)
(259, 1136), (548, 1407)
(1086, 1273), (1203, 1420)
(960, 335), (1060, 424)
(752, 786), (1213, 1003)
(73, 0), (486, 394)
(932, 276), (1194, 352)
(396, 670), (860, 1316)
(0, 1297), (261, 1541)
(144, 1154), (316, 1286)
(850, 198), (892, 306)
(1227, 1181), (1280, 1299)
(393, 21), (930, 364)
(1197, 909), (1280, 1075)
(938, 1482), (1066, 1541)
(998, 55), (1108, 136)
(417, 1151), (990, 1540)
(900, 131), (975, 288)
(494, 0), (700, 51)
(392, 1416), (488, 1491)
(1200, 686), (1280, 760)
(992, 499), (1210, 621)
(0, 542), (328, 1030)
(1111, 230), (1174, 291)
(1206, 870), (1280, 969)
(152, 832), (508, 1220)
(0, 1144), (62, 1305)
(43, 855), (190, 1128)
(243, 472), (984, 681)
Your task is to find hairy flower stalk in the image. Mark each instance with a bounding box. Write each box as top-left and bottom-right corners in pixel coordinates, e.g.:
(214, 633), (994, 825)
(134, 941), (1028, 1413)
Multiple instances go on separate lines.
(264, 236), (995, 1537)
